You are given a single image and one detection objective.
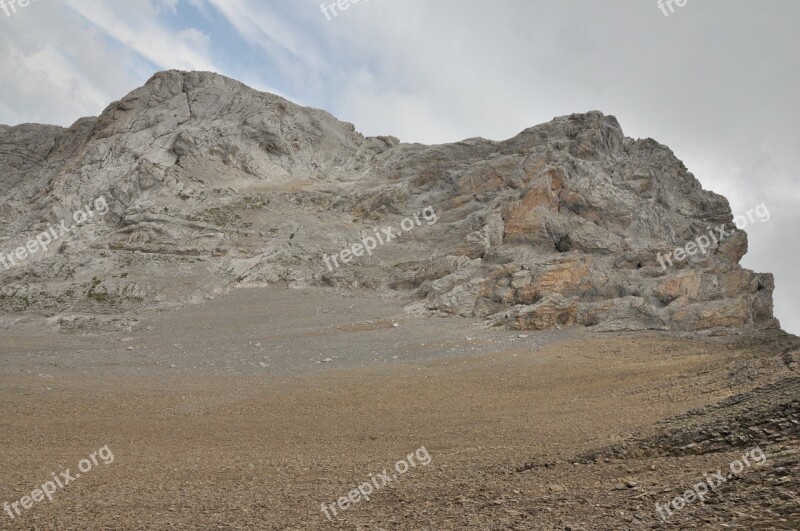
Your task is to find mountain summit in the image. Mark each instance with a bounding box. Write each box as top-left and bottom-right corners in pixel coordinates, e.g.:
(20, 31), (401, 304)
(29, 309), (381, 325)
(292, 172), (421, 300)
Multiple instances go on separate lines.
(0, 70), (779, 334)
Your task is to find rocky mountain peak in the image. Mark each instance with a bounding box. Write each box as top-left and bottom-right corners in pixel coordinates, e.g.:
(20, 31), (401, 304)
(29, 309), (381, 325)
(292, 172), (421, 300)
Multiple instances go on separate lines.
(0, 71), (779, 335)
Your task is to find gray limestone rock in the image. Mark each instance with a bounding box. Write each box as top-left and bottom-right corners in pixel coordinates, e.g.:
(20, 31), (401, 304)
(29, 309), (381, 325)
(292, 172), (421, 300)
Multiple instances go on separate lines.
(0, 70), (780, 334)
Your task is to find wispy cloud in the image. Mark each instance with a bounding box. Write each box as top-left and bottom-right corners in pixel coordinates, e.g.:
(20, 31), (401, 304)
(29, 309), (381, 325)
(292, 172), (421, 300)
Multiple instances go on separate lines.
(0, 0), (797, 332)
(65, 0), (219, 72)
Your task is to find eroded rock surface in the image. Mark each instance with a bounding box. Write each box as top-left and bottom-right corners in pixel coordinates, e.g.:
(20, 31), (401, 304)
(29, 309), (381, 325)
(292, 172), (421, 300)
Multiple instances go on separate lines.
(0, 70), (780, 334)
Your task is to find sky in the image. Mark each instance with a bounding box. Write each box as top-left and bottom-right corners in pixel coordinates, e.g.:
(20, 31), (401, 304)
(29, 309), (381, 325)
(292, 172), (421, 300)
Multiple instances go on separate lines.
(1, 0), (798, 333)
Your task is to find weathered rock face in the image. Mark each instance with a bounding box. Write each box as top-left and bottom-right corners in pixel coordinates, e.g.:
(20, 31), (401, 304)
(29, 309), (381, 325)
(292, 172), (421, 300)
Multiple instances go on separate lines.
(0, 70), (780, 334)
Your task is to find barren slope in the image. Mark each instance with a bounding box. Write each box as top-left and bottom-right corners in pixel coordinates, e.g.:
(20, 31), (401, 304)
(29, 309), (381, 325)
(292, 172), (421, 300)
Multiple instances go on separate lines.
(0, 70), (779, 334)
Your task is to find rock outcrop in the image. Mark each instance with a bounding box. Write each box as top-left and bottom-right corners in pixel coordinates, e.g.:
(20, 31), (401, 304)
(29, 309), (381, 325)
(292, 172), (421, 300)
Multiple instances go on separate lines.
(0, 70), (780, 334)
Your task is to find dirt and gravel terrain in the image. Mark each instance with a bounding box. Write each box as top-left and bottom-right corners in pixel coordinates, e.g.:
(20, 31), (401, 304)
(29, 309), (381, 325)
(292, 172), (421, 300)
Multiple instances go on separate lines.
(0, 70), (796, 530)
(1, 287), (797, 530)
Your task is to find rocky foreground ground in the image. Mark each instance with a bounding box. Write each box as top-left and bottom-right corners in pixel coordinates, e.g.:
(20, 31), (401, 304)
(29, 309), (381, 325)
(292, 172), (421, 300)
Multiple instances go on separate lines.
(0, 70), (795, 530)
(0, 287), (797, 530)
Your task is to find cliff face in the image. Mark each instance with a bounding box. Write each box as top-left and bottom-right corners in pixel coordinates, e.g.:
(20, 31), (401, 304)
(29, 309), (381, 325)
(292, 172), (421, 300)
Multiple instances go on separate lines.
(0, 70), (779, 333)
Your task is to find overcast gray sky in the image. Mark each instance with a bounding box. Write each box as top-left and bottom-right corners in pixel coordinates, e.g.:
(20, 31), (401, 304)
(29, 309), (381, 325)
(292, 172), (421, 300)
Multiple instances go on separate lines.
(1, 0), (797, 333)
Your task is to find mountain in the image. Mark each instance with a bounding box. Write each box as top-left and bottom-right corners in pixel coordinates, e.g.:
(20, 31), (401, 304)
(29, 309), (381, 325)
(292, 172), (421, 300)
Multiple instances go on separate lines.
(0, 70), (780, 334)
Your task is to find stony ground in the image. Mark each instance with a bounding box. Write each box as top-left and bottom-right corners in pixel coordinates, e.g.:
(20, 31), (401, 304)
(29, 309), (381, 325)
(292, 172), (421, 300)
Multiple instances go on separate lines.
(0, 287), (797, 530)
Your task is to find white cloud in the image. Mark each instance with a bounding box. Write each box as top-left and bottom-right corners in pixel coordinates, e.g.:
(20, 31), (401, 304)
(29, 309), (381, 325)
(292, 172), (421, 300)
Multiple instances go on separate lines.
(64, 0), (218, 72)
(0, 0), (797, 331)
